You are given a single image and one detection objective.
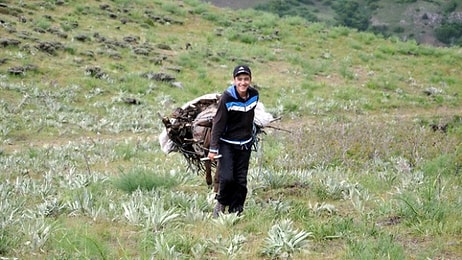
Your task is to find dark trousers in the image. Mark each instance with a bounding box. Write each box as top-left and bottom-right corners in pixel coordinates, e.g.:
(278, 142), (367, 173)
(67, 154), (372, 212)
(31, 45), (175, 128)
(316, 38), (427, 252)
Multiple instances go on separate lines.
(216, 142), (252, 213)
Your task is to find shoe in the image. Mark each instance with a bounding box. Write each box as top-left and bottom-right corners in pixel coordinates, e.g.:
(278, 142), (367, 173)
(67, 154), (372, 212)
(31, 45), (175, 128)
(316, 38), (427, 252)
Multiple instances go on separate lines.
(229, 206), (243, 216)
(213, 202), (225, 218)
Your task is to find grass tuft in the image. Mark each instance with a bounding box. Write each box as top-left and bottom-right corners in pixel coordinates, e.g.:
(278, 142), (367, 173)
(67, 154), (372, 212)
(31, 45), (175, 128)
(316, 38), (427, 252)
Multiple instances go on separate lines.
(112, 168), (179, 193)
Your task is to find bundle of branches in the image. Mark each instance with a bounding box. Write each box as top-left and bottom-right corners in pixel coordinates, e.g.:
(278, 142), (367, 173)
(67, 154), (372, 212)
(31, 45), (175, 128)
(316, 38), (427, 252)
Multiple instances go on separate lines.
(160, 94), (220, 173)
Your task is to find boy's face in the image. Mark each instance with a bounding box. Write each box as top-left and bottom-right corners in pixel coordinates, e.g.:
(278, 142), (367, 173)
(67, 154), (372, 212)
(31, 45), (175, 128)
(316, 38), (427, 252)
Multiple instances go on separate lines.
(233, 74), (251, 95)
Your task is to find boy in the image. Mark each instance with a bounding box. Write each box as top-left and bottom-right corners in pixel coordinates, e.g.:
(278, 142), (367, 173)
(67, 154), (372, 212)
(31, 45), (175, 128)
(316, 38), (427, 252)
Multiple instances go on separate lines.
(208, 65), (259, 217)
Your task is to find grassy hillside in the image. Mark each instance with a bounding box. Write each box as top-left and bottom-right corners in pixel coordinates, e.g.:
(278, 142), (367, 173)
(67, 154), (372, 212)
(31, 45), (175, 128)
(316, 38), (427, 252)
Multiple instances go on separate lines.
(1, 0), (462, 259)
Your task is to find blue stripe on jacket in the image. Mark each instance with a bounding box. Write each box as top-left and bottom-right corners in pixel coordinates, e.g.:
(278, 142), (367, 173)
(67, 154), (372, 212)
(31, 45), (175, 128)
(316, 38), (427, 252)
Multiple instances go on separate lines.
(225, 96), (258, 112)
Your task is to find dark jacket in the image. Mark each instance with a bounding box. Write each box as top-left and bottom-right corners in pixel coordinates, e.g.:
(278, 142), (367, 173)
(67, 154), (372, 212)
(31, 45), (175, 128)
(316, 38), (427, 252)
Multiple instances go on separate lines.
(209, 85), (259, 153)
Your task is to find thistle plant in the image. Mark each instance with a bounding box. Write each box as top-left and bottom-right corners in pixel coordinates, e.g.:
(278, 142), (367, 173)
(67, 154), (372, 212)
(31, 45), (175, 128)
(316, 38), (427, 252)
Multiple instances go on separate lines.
(308, 202), (336, 216)
(210, 234), (247, 259)
(183, 207), (209, 222)
(36, 197), (66, 218)
(164, 191), (209, 212)
(151, 234), (184, 259)
(397, 171), (425, 193)
(212, 212), (243, 227)
(316, 176), (361, 201)
(122, 199), (144, 225)
(0, 183), (23, 228)
(190, 242), (209, 259)
(21, 217), (54, 251)
(67, 188), (103, 220)
(267, 198), (291, 217)
(120, 189), (181, 229)
(144, 200), (180, 232)
(259, 170), (298, 189)
(261, 219), (312, 259)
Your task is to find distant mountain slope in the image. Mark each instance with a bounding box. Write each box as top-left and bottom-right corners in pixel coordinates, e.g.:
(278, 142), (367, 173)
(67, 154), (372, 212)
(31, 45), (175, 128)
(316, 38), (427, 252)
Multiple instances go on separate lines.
(201, 0), (267, 9)
(203, 0), (462, 46)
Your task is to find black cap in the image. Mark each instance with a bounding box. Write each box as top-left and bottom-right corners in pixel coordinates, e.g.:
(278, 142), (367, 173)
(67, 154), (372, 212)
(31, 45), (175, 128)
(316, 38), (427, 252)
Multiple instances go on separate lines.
(233, 65), (251, 78)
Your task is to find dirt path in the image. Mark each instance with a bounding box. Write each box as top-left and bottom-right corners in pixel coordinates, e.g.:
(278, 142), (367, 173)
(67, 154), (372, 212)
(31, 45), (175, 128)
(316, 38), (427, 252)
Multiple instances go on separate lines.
(2, 107), (460, 154)
(272, 106), (461, 129)
(1, 132), (157, 153)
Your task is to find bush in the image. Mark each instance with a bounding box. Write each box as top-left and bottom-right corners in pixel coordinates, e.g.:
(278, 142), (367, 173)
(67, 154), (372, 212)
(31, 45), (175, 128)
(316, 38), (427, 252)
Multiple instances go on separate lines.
(332, 0), (371, 31)
(435, 22), (462, 46)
